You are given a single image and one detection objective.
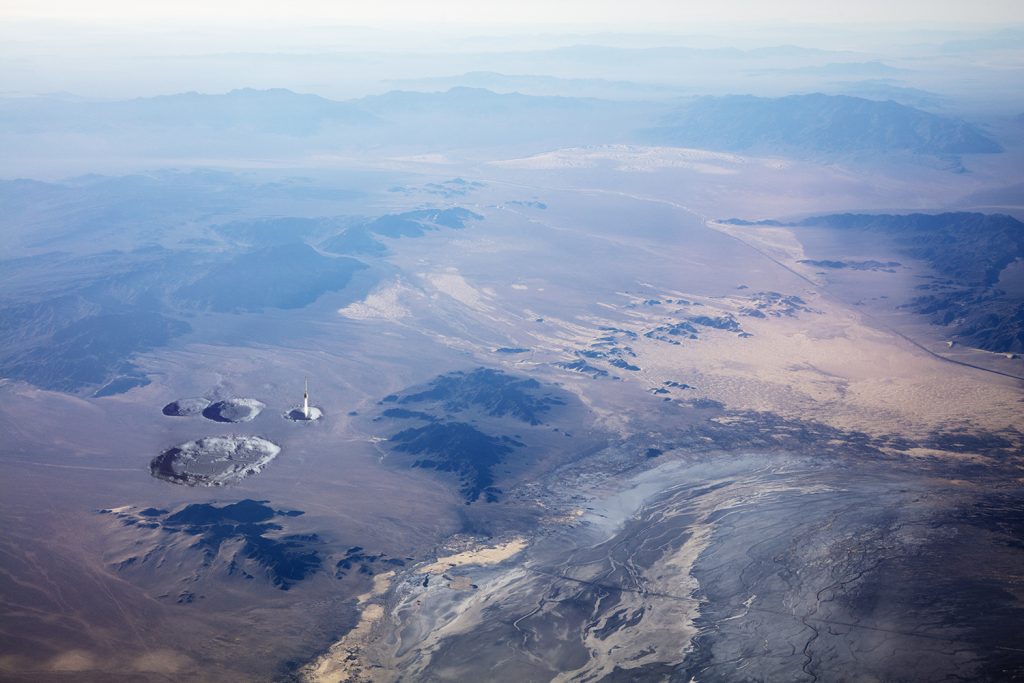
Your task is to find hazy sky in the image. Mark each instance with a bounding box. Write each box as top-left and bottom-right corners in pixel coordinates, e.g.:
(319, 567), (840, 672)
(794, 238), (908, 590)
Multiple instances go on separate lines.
(4, 0), (1023, 25)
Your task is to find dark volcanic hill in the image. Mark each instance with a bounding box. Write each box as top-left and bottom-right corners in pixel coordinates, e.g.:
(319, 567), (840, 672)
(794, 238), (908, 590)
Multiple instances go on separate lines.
(382, 367), (566, 425)
(322, 207), (482, 256)
(0, 310), (189, 392)
(375, 368), (574, 503)
(104, 500), (322, 590)
(646, 93), (1003, 156)
(176, 243), (367, 313)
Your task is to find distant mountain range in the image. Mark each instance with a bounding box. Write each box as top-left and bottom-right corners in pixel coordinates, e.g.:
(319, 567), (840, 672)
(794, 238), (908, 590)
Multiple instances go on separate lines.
(825, 81), (944, 110)
(385, 71), (683, 100)
(646, 93), (1002, 155)
(357, 86), (615, 115)
(765, 60), (906, 77)
(0, 88), (378, 136)
(533, 44), (851, 63)
(0, 87), (1004, 159)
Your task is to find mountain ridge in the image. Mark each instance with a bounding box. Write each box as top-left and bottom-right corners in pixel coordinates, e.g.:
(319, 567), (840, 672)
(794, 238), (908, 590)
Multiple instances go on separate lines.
(646, 93), (1002, 155)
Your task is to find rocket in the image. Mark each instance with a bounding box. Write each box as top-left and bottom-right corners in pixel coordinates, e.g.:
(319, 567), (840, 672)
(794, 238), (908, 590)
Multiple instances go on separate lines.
(303, 377), (310, 420)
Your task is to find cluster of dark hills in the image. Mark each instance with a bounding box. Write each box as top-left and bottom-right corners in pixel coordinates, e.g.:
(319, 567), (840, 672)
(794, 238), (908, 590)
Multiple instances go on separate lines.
(106, 500), (321, 590)
(391, 423), (524, 504)
(377, 368), (570, 503)
(794, 212), (1023, 287)
(731, 212), (1024, 352)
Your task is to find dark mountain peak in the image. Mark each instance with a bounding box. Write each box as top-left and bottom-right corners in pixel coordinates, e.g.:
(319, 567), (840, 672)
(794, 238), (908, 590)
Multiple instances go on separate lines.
(647, 93), (1003, 156)
(164, 499), (276, 525)
(798, 211), (1022, 233)
(797, 211), (1024, 287)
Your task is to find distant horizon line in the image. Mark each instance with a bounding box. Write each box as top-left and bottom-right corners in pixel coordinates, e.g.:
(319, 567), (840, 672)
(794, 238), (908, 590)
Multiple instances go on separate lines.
(2, 17), (1023, 30)
(0, 86), (938, 104)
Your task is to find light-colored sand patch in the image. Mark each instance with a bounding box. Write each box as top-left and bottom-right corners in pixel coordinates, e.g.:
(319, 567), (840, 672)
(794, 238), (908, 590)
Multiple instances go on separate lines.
(557, 522), (710, 682)
(446, 575), (475, 590)
(48, 650), (96, 672)
(560, 460), (839, 681)
(302, 571), (395, 683)
(418, 538), (528, 575)
(358, 571), (394, 605)
(378, 566), (534, 679)
(0, 655), (26, 674)
(0, 656), (38, 676)
(540, 506), (586, 525)
(519, 277), (1020, 441)
(708, 221), (810, 266)
(423, 269), (490, 310)
(901, 447), (991, 463)
(491, 145), (764, 175)
(338, 281), (419, 321)
(604, 290), (1022, 438)
(132, 650), (192, 674)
